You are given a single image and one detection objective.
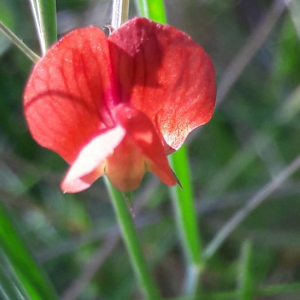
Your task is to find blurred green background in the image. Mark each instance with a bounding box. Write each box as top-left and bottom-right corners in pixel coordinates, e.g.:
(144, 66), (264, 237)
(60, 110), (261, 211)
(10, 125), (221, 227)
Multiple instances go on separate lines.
(1, 0), (300, 299)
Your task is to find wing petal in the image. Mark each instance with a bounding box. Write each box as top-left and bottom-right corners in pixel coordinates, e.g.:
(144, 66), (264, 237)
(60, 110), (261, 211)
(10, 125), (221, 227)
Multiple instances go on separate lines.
(61, 125), (125, 193)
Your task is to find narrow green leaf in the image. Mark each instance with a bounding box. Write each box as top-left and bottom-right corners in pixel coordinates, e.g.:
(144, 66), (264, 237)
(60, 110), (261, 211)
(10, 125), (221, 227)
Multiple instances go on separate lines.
(169, 146), (203, 266)
(0, 251), (29, 300)
(237, 240), (254, 300)
(135, 0), (167, 23)
(0, 20), (40, 62)
(0, 0), (14, 55)
(0, 203), (59, 300)
(134, 0), (204, 295)
(135, 0), (149, 19)
(169, 146), (204, 296)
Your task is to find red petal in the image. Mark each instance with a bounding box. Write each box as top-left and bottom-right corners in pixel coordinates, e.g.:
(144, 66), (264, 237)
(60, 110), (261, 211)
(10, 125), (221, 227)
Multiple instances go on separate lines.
(24, 27), (114, 163)
(109, 18), (216, 152)
(61, 125), (125, 193)
(114, 105), (177, 188)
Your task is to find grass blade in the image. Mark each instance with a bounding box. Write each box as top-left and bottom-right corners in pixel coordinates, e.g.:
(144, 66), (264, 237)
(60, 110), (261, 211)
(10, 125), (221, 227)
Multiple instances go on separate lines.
(134, 0), (204, 295)
(135, 0), (167, 23)
(0, 203), (59, 300)
(237, 240), (254, 300)
(169, 146), (204, 295)
(0, 250), (30, 300)
(0, 20), (40, 62)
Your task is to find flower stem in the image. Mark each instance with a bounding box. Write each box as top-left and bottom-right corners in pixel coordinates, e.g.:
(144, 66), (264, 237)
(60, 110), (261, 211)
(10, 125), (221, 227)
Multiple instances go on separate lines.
(0, 21), (40, 62)
(104, 178), (161, 300)
(108, 2), (160, 299)
(112, 0), (130, 29)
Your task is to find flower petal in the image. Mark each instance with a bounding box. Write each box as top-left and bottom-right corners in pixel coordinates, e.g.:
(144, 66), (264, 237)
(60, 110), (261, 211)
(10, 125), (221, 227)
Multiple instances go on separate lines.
(114, 104), (177, 188)
(61, 168), (105, 194)
(24, 27), (114, 163)
(61, 125), (125, 193)
(109, 17), (216, 153)
(105, 135), (146, 192)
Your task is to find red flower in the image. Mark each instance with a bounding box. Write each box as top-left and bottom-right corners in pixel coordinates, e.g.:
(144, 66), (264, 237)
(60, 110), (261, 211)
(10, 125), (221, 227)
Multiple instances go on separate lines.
(24, 18), (216, 193)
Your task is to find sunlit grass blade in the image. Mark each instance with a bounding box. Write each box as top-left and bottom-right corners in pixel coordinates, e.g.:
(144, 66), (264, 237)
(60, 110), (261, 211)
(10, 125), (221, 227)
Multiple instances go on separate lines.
(29, 0), (57, 55)
(169, 146), (204, 295)
(0, 20), (40, 62)
(0, 203), (59, 300)
(135, 0), (149, 19)
(237, 240), (254, 300)
(134, 0), (204, 296)
(169, 146), (203, 265)
(135, 0), (167, 23)
(0, 251), (30, 300)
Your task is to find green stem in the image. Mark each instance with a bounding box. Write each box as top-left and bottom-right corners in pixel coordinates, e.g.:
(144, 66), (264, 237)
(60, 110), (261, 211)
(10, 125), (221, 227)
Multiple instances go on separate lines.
(29, 0), (57, 54)
(169, 146), (204, 296)
(0, 21), (40, 62)
(104, 178), (161, 300)
(106, 2), (160, 299)
(112, 0), (130, 29)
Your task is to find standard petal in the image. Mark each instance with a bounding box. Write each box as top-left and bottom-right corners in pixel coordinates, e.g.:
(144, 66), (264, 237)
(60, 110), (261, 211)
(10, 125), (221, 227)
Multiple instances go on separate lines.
(109, 17), (216, 153)
(61, 125), (125, 193)
(114, 105), (177, 188)
(24, 27), (115, 163)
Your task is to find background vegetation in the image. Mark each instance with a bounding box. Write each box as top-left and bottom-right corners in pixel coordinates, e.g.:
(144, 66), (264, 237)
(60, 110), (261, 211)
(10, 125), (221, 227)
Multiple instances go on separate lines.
(1, 0), (300, 299)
